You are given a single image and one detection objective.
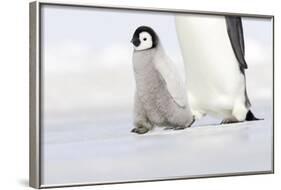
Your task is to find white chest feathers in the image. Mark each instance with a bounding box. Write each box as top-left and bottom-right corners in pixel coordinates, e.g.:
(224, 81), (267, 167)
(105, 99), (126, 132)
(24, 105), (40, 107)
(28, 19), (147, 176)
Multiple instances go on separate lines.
(175, 15), (246, 117)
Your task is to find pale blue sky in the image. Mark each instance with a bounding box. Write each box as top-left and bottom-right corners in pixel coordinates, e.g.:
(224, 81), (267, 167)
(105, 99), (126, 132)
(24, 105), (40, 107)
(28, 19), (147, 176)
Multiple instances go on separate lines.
(42, 5), (180, 55)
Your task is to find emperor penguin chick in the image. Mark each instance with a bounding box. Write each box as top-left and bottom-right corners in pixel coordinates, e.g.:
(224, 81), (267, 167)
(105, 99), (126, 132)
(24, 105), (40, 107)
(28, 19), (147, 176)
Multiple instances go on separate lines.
(130, 26), (194, 134)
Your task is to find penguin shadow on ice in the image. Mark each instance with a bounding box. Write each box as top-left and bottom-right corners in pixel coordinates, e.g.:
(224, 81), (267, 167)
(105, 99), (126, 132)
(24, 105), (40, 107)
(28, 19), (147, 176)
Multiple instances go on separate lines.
(130, 26), (195, 135)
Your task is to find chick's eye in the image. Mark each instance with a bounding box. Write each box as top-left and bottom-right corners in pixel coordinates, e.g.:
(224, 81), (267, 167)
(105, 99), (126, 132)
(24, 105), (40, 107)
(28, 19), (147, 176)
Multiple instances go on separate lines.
(143, 38), (147, 41)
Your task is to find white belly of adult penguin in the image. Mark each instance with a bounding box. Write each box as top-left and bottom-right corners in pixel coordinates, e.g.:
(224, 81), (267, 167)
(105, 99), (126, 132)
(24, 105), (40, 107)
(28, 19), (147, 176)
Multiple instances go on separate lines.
(130, 26), (194, 134)
(175, 15), (258, 123)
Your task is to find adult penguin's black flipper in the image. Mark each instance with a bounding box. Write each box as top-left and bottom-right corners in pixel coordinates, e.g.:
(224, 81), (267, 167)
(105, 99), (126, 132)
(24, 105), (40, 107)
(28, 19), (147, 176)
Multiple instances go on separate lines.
(225, 16), (248, 74)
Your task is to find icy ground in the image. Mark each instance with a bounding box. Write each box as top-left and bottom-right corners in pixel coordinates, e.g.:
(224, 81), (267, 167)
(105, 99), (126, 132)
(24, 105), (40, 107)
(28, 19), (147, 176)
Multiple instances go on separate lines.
(41, 103), (273, 186)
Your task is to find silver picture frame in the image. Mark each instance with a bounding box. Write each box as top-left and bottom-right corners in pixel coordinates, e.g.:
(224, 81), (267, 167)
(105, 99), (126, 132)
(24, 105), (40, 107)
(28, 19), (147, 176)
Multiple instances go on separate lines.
(30, 1), (274, 188)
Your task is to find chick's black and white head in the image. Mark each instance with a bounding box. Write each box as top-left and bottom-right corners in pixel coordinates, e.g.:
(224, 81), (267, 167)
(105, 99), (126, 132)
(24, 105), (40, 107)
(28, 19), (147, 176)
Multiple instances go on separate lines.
(131, 26), (159, 51)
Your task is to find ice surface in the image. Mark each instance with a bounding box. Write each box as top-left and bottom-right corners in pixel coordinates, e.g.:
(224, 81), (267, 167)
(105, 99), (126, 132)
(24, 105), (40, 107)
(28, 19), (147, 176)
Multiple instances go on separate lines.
(41, 102), (273, 186)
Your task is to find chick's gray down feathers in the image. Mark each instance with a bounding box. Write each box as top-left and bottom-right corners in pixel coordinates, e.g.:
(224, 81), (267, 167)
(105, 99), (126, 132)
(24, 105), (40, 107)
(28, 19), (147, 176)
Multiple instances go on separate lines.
(132, 43), (194, 134)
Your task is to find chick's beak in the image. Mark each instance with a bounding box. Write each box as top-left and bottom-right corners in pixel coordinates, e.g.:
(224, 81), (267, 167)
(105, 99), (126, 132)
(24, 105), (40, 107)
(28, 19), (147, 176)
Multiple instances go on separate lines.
(131, 38), (140, 47)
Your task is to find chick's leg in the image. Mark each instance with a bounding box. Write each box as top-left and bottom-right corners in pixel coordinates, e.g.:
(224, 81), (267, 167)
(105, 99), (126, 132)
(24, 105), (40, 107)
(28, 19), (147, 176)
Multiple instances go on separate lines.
(131, 95), (153, 134)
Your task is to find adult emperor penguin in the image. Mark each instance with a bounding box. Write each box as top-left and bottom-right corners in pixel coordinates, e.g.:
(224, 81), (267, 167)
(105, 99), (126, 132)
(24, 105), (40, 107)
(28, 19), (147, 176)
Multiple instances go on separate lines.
(175, 15), (258, 124)
(130, 26), (194, 134)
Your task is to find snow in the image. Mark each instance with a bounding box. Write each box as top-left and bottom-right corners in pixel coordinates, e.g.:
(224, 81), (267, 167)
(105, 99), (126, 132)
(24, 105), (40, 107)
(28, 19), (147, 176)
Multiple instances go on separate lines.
(41, 102), (273, 186)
